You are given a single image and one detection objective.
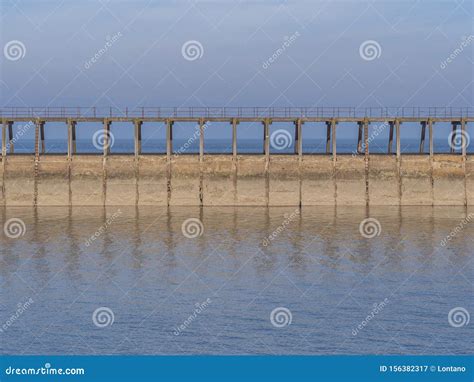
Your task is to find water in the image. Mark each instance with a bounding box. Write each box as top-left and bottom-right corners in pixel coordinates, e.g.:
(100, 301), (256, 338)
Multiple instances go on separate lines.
(0, 206), (472, 355)
(2, 138), (469, 154)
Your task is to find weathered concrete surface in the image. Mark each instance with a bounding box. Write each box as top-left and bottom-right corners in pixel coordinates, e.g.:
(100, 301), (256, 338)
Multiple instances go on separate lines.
(1, 154), (472, 206)
(368, 155), (399, 205)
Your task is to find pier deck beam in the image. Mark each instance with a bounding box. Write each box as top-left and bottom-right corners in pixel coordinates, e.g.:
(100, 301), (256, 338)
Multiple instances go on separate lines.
(420, 121), (426, 154)
(134, 120), (142, 157)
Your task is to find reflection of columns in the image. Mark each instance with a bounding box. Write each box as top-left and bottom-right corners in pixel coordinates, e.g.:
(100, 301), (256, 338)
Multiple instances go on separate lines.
(428, 119), (434, 158)
(232, 118), (238, 158)
(8, 122), (14, 154)
(134, 120), (142, 157)
(103, 119), (111, 156)
(450, 121), (458, 153)
(294, 118), (302, 156)
(166, 119), (173, 159)
(419, 121), (426, 154)
(263, 118), (270, 158)
(325, 121), (331, 154)
(67, 120), (77, 158)
(357, 121), (363, 154)
(388, 121), (394, 154)
(199, 118), (204, 162)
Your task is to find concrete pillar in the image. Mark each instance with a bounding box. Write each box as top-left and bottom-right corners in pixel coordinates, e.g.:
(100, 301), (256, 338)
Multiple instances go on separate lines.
(263, 119), (270, 158)
(232, 118), (238, 158)
(40, 121), (45, 154)
(364, 119), (369, 156)
(388, 121), (394, 154)
(357, 121), (363, 154)
(166, 119), (173, 159)
(134, 120), (142, 157)
(429, 119), (434, 158)
(461, 119), (466, 158)
(103, 119), (111, 156)
(450, 122), (458, 153)
(2, 121), (7, 158)
(396, 119), (401, 159)
(325, 121), (331, 154)
(419, 121), (426, 154)
(199, 118), (204, 162)
(8, 122), (14, 154)
(34, 120), (40, 156)
(294, 119), (303, 155)
(331, 119), (337, 159)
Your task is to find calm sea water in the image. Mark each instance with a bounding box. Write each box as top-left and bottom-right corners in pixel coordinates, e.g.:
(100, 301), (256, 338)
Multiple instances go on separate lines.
(2, 138), (470, 154)
(0, 206), (472, 355)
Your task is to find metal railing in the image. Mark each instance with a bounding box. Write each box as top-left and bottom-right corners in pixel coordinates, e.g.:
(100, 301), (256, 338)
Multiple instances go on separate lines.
(0, 107), (472, 119)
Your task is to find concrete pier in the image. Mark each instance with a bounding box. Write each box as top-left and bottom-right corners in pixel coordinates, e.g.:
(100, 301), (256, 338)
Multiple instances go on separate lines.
(0, 106), (472, 206)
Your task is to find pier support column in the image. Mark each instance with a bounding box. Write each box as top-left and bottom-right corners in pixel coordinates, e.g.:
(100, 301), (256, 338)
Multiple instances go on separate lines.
(428, 119), (434, 158)
(396, 119), (401, 159)
(166, 119), (173, 160)
(419, 121), (426, 154)
(461, 119), (467, 158)
(388, 121), (394, 154)
(294, 119), (303, 156)
(331, 119), (337, 159)
(325, 121), (331, 154)
(199, 118), (205, 162)
(39, 121), (45, 154)
(103, 119), (111, 156)
(263, 118), (270, 159)
(8, 122), (14, 154)
(232, 118), (238, 158)
(450, 122), (458, 153)
(357, 121), (363, 154)
(134, 120), (142, 157)
(2, 121), (7, 159)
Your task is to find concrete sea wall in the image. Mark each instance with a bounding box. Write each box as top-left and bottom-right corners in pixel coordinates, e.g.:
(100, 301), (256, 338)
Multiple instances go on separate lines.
(0, 154), (472, 206)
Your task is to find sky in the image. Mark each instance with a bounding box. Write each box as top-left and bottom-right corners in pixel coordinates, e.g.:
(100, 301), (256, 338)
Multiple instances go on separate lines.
(0, 0), (473, 142)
